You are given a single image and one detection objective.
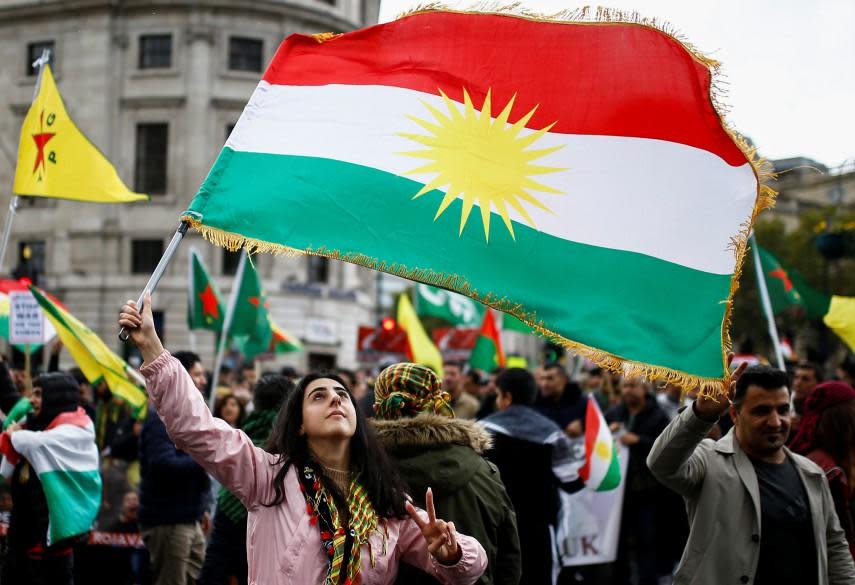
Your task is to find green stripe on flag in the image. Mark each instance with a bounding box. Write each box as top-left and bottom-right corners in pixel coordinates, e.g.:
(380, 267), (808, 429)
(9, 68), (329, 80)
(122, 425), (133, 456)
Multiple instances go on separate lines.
(189, 150), (731, 378)
(595, 443), (622, 492)
(40, 468), (101, 543)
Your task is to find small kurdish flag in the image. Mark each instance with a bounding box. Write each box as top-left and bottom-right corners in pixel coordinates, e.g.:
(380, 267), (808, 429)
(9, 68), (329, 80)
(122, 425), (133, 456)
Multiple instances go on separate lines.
(469, 309), (506, 372)
(579, 395), (620, 492)
(188, 248), (225, 332)
(183, 9), (768, 390)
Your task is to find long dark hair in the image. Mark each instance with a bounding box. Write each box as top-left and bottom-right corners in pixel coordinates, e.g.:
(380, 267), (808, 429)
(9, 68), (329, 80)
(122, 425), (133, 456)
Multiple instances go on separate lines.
(264, 372), (409, 518)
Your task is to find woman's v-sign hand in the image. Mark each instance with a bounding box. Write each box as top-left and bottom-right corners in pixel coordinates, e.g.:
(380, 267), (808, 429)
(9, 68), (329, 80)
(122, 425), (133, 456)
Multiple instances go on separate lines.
(405, 487), (462, 566)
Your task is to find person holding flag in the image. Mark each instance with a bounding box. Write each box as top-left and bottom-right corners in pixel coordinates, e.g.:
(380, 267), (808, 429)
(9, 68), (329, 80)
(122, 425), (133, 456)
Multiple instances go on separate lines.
(119, 294), (487, 585)
(0, 370), (101, 585)
(648, 362), (855, 584)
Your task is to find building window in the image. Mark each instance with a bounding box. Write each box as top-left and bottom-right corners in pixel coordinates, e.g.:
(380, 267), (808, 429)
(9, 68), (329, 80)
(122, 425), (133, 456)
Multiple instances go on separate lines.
(307, 256), (329, 284)
(225, 123), (235, 143)
(27, 41), (54, 76)
(131, 239), (163, 274)
(317, 0), (336, 5)
(228, 37), (263, 72)
(222, 249), (241, 275)
(135, 123), (168, 194)
(139, 34), (172, 69)
(14, 240), (46, 284)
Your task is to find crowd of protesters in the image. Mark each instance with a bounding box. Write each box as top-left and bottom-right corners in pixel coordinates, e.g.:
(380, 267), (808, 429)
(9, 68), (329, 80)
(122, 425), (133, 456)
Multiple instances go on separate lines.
(0, 298), (850, 584)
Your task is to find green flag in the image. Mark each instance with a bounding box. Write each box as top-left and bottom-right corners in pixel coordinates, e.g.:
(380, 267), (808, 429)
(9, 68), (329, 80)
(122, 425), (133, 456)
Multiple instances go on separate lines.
(788, 270), (832, 321)
(229, 255), (273, 359)
(756, 245), (831, 318)
(469, 309), (506, 371)
(756, 246), (805, 314)
(414, 284), (485, 326)
(188, 249), (225, 332)
(501, 313), (535, 334)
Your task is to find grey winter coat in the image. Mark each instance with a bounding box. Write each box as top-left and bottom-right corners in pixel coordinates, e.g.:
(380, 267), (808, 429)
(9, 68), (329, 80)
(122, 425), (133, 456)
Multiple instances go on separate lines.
(647, 404), (855, 585)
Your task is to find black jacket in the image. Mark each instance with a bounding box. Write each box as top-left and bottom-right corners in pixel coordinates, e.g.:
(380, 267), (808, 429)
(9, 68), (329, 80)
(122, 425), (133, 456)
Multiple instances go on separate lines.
(605, 394), (670, 494)
(483, 405), (583, 585)
(373, 414), (521, 585)
(534, 381), (586, 429)
(138, 406), (210, 526)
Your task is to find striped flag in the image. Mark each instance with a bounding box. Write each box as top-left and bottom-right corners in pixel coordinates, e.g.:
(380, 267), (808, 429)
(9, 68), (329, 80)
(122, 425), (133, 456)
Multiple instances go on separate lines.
(3, 408), (101, 544)
(183, 8), (769, 390)
(579, 395), (620, 492)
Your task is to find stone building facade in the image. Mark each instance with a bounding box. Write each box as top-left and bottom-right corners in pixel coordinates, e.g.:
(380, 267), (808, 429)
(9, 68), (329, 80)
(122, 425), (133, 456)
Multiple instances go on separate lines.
(769, 157), (855, 230)
(0, 0), (382, 372)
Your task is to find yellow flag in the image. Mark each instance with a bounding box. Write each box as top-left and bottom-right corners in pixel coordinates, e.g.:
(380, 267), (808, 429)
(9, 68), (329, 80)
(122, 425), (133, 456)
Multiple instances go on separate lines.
(30, 286), (147, 417)
(824, 296), (855, 352)
(397, 293), (444, 378)
(13, 65), (147, 203)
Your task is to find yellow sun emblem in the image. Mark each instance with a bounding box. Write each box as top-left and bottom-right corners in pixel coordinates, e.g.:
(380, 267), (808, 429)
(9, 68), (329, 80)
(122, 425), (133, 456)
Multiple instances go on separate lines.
(399, 88), (566, 242)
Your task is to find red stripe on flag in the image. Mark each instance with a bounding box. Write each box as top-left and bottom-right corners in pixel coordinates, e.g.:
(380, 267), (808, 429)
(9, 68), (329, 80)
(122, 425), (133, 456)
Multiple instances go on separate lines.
(579, 396), (599, 482)
(264, 12), (745, 166)
(481, 310), (506, 367)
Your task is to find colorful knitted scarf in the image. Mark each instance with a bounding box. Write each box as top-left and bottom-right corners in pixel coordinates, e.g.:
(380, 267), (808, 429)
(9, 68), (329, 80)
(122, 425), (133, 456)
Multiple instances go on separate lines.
(297, 461), (384, 585)
(374, 362), (454, 420)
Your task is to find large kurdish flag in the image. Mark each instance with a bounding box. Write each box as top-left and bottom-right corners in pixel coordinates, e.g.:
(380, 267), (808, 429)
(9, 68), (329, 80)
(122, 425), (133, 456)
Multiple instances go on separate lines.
(184, 10), (767, 389)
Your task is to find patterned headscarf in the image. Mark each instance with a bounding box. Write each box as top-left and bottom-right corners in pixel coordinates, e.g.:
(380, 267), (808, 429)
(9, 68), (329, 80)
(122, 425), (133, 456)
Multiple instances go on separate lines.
(373, 363), (454, 420)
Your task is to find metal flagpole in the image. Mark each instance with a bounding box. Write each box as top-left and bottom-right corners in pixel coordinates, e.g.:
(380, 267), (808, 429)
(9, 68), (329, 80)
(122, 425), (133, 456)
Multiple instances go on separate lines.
(187, 247), (198, 352)
(0, 49), (52, 272)
(118, 221), (190, 340)
(750, 235), (786, 370)
(208, 249), (246, 410)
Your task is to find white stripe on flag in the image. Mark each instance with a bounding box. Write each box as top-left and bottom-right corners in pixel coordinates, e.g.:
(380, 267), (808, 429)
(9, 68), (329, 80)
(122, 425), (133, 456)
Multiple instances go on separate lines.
(228, 82), (757, 275)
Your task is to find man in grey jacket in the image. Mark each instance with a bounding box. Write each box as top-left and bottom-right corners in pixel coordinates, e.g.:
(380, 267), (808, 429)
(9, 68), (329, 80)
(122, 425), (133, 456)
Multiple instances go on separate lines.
(647, 364), (855, 585)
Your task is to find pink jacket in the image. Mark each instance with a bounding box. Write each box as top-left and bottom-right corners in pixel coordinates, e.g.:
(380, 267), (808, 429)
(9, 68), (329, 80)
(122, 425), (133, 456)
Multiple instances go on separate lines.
(141, 351), (487, 585)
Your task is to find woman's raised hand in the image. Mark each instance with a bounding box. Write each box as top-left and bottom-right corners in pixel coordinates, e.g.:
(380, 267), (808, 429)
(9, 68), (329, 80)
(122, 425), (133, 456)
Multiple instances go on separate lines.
(118, 292), (164, 365)
(405, 487), (462, 566)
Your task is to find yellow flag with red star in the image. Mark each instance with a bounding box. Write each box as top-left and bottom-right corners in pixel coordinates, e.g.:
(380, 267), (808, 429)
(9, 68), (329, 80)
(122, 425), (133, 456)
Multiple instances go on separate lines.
(13, 64), (147, 203)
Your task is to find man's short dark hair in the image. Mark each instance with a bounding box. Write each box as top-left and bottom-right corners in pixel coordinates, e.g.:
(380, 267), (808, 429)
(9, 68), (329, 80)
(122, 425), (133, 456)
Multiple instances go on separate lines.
(443, 360), (465, 372)
(496, 368), (538, 406)
(173, 351), (202, 373)
(795, 361), (823, 382)
(280, 366), (299, 379)
(543, 362), (568, 379)
(734, 365), (790, 408)
(253, 374), (295, 412)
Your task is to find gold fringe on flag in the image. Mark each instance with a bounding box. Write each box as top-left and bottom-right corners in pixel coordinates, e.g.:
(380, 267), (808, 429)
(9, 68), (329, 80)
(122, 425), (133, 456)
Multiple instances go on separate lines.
(184, 5), (779, 399)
